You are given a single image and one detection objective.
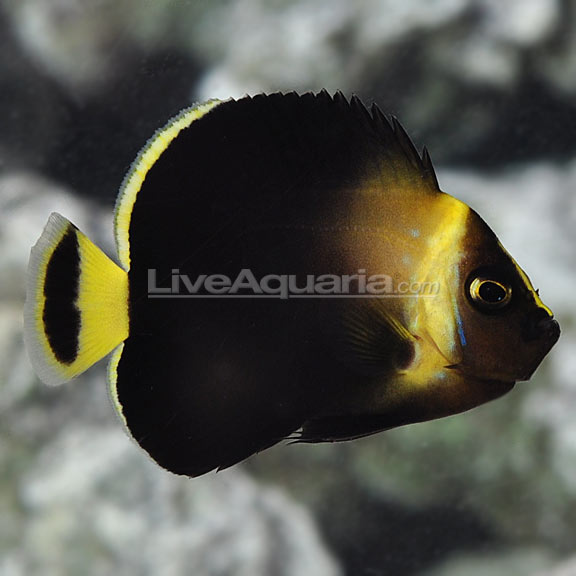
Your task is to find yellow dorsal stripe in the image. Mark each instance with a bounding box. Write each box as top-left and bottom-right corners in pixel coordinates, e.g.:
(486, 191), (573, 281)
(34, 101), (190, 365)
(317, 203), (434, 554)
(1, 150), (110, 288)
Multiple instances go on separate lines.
(114, 99), (223, 271)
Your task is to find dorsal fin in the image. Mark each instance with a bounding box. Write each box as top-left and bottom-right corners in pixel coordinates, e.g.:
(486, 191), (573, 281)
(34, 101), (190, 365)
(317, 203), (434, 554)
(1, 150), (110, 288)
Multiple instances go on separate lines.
(341, 94), (439, 192)
(421, 146), (440, 190)
(391, 116), (422, 169)
(227, 91), (440, 193)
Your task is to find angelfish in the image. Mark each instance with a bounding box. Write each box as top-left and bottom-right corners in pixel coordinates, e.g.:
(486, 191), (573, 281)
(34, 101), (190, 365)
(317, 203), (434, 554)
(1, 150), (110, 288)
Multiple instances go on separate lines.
(24, 92), (560, 477)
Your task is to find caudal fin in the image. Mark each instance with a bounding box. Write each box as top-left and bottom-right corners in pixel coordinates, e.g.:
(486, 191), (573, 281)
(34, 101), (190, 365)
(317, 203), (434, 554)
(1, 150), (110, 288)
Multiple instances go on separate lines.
(24, 213), (129, 386)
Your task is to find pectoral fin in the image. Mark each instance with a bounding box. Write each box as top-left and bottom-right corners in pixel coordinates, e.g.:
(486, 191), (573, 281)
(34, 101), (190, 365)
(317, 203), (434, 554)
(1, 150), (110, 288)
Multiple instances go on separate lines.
(329, 299), (416, 377)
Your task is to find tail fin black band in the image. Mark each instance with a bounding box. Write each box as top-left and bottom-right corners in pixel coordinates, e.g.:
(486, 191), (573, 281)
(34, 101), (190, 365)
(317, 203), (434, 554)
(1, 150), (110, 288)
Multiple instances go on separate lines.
(24, 213), (129, 386)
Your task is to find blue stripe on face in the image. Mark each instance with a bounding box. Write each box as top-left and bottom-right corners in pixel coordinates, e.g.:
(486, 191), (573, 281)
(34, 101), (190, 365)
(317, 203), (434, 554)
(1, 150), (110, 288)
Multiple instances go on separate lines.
(456, 309), (467, 348)
(452, 269), (467, 349)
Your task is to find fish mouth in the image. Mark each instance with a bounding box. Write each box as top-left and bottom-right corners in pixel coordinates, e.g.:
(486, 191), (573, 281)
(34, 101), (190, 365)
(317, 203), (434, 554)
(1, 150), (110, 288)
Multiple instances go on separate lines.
(523, 309), (561, 344)
(519, 314), (560, 381)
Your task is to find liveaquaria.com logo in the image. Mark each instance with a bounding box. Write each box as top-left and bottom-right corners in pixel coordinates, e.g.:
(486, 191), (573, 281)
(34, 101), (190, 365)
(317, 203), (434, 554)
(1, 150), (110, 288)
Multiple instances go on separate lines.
(148, 269), (440, 299)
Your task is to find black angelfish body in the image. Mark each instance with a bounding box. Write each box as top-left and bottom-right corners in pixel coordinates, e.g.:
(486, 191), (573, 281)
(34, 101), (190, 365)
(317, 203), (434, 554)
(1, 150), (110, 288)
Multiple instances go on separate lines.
(24, 92), (560, 477)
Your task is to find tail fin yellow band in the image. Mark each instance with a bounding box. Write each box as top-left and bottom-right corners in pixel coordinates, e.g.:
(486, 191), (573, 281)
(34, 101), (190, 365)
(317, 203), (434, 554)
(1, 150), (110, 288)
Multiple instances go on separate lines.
(24, 213), (129, 386)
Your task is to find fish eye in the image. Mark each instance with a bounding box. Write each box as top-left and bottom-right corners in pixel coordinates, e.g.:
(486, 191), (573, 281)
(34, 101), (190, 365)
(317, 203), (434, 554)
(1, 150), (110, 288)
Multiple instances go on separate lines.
(469, 276), (512, 311)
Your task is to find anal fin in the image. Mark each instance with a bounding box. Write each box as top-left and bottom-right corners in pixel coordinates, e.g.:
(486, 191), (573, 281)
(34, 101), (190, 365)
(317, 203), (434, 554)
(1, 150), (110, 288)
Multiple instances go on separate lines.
(297, 413), (396, 443)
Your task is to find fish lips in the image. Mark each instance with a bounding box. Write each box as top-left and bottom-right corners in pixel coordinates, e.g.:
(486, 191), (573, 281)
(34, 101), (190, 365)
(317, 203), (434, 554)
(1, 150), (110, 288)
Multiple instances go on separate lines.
(517, 311), (561, 381)
(523, 309), (561, 343)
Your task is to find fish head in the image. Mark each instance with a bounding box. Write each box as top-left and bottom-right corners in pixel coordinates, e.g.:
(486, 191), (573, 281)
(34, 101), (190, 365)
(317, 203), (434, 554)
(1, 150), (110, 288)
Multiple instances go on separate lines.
(392, 200), (561, 425)
(447, 209), (560, 384)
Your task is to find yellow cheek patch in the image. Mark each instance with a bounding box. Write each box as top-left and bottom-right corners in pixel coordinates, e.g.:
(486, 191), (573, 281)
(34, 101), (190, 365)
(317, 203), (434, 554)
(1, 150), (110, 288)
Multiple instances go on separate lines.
(414, 194), (470, 362)
(114, 99), (223, 271)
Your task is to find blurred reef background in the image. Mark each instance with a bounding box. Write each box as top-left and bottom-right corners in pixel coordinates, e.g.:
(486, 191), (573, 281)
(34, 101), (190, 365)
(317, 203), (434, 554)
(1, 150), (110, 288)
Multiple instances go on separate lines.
(1, 1), (575, 575)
